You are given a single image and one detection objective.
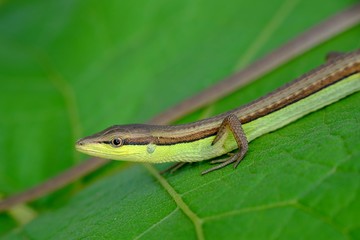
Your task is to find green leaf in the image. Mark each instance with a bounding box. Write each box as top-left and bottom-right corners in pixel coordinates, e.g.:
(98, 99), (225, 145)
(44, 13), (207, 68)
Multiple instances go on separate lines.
(1, 0), (360, 239)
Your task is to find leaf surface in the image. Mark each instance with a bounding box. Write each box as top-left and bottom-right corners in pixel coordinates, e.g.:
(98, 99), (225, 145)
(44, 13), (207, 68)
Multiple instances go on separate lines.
(0, 0), (360, 239)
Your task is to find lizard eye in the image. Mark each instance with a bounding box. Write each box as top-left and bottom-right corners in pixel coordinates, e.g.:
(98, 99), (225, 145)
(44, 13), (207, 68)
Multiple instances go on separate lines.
(111, 138), (123, 147)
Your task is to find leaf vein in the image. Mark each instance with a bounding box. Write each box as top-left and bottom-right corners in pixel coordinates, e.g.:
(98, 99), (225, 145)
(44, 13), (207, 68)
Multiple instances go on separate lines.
(143, 163), (204, 240)
(133, 207), (179, 240)
(293, 201), (348, 238)
(232, 0), (300, 70)
(203, 200), (296, 221)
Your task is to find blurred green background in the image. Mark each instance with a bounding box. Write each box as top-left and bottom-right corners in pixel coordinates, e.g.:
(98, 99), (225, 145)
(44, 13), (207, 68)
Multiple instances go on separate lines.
(0, 0), (360, 239)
